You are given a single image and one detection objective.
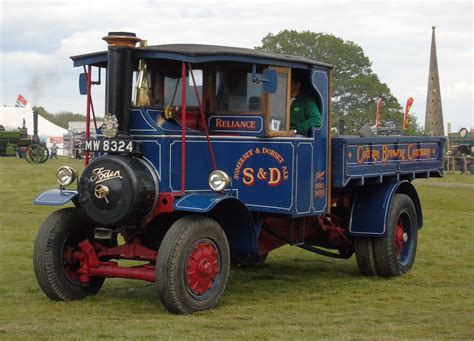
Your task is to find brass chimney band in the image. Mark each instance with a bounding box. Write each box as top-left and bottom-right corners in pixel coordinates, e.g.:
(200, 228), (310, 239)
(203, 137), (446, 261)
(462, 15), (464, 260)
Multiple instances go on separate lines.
(102, 32), (141, 47)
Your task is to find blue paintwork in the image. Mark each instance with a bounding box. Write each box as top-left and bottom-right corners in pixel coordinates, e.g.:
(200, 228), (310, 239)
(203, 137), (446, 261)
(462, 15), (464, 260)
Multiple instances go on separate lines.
(311, 70), (329, 213)
(117, 66), (331, 218)
(349, 182), (399, 236)
(173, 193), (236, 212)
(124, 106), (328, 217)
(349, 181), (422, 236)
(332, 136), (444, 187)
(34, 189), (77, 206)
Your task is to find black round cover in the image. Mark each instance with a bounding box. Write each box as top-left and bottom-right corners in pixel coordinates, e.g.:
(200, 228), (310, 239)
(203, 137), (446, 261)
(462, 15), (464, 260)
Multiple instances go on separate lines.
(78, 155), (156, 227)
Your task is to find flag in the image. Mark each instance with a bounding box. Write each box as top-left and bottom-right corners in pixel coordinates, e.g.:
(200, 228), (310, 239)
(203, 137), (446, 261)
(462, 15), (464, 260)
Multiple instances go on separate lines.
(376, 98), (383, 128)
(404, 97), (414, 130)
(15, 94), (28, 108)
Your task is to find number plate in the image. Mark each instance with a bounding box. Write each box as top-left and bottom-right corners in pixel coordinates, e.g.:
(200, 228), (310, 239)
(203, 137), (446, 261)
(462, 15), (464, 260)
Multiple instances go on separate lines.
(83, 139), (136, 153)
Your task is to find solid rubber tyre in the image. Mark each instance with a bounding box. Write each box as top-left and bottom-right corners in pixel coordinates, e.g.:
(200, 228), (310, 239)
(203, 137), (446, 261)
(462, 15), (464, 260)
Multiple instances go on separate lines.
(156, 216), (230, 314)
(33, 208), (109, 301)
(373, 194), (418, 277)
(354, 237), (378, 276)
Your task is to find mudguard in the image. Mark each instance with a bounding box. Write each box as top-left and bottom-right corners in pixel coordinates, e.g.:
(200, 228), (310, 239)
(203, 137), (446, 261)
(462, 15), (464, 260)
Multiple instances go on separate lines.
(349, 181), (422, 236)
(33, 189), (78, 206)
(174, 193), (259, 260)
(173, 193), (227, 212)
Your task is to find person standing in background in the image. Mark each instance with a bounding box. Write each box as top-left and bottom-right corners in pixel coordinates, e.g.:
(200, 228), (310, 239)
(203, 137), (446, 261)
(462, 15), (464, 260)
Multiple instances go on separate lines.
(50, 143), (58, 159)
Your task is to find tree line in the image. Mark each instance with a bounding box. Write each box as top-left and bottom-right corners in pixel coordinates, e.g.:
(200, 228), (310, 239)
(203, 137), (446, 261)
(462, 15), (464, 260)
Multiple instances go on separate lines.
(257, 30), (423, 135)
(33, 106), (86, 130)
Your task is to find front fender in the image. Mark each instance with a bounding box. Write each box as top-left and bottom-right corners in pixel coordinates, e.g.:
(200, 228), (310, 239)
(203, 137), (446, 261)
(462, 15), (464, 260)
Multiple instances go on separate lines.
(173, 193), (259, 260)
(173, 193), (227, 212)
(34, 189), (78, 206)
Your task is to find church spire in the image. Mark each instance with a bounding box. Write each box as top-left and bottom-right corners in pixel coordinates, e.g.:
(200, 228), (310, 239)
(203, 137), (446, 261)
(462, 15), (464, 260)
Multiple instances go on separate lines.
(425, 26), (444, 136)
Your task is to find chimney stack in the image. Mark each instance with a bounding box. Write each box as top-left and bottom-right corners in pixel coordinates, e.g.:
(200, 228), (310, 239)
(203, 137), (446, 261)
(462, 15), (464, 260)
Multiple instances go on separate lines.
(103, 32), (141, 136)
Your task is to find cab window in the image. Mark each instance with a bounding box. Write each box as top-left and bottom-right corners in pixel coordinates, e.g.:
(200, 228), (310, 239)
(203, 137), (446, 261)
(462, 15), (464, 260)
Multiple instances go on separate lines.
(163, 71), (202, 108)
(143, 61), (203, 109)
(215, 67), (263, 112)
(266, 67), (291, 133)
(263, 67), (291, 136)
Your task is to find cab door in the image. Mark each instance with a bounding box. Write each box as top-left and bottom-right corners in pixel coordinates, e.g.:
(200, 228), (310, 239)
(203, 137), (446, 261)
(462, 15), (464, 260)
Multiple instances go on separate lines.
(311, 69), (330, 214)
(263, 67), (291, 137)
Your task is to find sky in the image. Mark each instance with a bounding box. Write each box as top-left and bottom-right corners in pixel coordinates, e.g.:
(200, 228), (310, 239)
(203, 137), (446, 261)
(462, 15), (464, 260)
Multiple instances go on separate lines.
(0, 0), (472, 132)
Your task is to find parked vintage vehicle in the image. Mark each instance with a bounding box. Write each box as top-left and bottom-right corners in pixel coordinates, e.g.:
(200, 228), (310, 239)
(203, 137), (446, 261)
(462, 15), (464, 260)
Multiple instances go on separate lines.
(0, 127), (49, 162)
(33, 32), (444, 314)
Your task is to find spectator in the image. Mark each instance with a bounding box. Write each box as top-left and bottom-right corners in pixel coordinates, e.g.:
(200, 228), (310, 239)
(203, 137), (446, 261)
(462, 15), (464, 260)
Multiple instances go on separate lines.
(50, 143), (58, 159)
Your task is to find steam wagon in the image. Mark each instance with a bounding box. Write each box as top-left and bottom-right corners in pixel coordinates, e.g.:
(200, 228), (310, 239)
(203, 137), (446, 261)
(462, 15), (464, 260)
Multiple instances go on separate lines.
(33, 32), (444, 314)
(0, 117), (49, 163)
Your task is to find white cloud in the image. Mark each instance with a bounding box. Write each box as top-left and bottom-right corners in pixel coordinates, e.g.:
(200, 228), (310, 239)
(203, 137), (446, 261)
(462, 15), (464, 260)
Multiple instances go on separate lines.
(443, 80), (473, 99)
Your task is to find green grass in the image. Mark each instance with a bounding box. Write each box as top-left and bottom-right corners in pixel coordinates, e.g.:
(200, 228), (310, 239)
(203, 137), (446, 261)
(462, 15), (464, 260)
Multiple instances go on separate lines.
(419, 172), (474, 184)
(0, 157), (473, 339)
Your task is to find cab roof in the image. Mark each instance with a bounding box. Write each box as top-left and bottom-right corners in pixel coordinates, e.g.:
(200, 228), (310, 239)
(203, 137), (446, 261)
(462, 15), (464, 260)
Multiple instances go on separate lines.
(71, 43), (333, 70)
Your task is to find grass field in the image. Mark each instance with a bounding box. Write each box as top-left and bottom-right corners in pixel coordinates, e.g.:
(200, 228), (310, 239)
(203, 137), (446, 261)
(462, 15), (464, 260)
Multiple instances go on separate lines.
(0, 157), (473, 339)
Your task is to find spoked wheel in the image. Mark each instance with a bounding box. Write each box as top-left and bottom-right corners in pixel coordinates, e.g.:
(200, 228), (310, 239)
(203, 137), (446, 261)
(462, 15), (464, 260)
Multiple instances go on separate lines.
(185, 239), (221, 299)
(156, 216), (230, 314)
(25, 143), (49, 163)
(33, 208), (114, 300)
(355, 194), (418, 277)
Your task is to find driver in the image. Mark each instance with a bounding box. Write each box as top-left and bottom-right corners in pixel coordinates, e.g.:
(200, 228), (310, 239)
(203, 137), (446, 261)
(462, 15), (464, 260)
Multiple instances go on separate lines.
(290, 78), (321, 136)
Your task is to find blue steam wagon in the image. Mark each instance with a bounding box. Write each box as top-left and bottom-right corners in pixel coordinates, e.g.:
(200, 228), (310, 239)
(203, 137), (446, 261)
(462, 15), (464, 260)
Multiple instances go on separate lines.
(33, 32), (444, 314)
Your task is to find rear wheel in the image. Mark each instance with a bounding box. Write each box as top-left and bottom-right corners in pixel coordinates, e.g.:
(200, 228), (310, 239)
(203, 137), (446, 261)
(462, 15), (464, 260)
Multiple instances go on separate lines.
(373, 194), (418, 277)
(354, 194), (418, 277)
(354, 237), (378, 276)
(25, 143), (49, 163)
(33, 208), (111, 300)
(156, 216), (230, 314)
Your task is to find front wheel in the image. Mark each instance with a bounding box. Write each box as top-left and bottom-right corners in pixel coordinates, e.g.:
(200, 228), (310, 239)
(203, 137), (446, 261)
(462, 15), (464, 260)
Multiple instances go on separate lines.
(156, 216), (230, 314)
(33, 208), (110, 301)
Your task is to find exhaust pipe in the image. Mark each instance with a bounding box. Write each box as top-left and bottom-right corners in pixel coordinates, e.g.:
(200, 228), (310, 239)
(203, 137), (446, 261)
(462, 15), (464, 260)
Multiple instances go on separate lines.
(102, 32), (141, 137)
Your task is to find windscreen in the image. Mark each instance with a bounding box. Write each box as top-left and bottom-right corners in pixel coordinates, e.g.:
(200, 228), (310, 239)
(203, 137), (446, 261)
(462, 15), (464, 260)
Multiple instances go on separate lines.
(215, 68), (263, 112)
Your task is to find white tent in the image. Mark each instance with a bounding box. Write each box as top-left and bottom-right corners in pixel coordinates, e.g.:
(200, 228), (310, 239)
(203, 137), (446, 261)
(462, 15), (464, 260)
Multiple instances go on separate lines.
(0, 106), (68, 155)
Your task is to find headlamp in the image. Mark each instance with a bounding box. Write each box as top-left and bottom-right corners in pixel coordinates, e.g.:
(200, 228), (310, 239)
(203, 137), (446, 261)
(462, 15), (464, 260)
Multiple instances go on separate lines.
(208, 170), (230, 192)
(56, 166), (77, 187)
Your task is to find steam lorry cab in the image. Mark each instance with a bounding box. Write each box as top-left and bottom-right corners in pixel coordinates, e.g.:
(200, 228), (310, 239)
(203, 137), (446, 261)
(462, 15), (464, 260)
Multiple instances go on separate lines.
(33, 32), (444, 314)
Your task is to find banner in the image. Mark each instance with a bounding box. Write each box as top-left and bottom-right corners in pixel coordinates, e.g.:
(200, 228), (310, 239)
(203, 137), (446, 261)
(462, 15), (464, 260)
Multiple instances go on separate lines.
(15, 94), (28, 108)
(49, 136), (63, 144)
(376, 98), (383, 128)
(404, 97), (414, 130)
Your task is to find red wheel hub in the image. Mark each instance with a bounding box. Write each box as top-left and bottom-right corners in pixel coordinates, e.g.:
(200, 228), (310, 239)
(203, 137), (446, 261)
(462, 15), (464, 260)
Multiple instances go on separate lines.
(186, 240), (219, 296)
(62, 244), (80, 283)
(395, 218), (406, 258)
